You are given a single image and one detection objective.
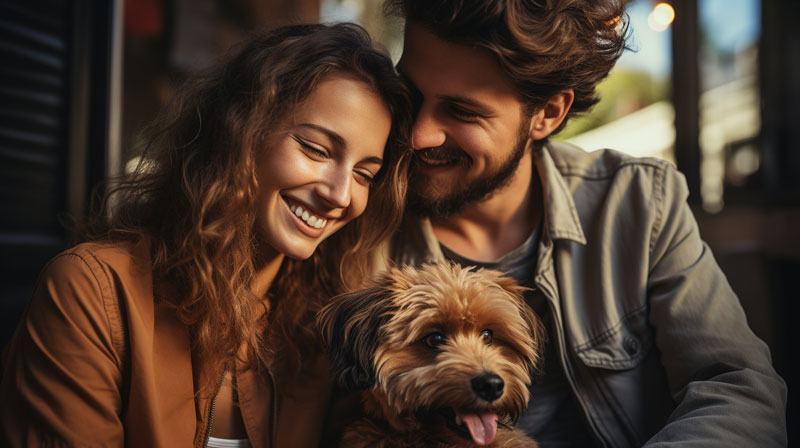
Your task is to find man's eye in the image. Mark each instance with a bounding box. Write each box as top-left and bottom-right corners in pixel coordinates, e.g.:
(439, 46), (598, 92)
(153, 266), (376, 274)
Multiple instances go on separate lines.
(448, 104), (480, 120)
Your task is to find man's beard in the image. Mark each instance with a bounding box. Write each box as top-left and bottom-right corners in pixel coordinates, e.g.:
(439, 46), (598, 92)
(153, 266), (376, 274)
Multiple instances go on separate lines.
(408, 126), (532, 220)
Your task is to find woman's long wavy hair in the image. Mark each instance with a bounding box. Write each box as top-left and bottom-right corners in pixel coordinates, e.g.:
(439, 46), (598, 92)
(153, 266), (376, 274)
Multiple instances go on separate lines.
(88, 23), (412, 393)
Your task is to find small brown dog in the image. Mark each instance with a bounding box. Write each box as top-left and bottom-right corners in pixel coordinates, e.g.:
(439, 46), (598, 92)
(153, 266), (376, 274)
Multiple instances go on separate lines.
(317, 262), (544, 447)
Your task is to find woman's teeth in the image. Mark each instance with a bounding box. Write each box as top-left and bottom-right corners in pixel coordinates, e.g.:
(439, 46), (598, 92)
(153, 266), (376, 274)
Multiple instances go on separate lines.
(290, 204), (327, 229)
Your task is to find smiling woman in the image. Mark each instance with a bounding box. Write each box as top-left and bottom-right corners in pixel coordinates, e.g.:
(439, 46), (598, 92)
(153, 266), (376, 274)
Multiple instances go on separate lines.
(0, 23), (412, 447)
(255, 76), (392, 263)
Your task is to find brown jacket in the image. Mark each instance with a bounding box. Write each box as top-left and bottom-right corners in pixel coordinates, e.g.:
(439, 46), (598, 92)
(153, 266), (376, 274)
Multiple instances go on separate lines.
(0, 240), (331, 447)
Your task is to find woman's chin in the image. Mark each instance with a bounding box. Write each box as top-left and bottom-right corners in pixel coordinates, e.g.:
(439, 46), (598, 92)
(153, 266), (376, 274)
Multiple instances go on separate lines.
(279, 240), (323, 261)
(284, 250), (316, 261)
(254, 234), (319, 263)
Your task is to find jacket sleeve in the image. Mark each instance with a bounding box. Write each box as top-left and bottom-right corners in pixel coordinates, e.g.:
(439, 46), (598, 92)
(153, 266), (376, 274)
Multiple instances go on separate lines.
(643, 167), (787, 447)
(0, 252), (126, 447)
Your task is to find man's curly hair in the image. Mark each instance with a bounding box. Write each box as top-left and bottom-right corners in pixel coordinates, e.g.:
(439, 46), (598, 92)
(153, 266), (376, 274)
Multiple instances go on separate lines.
(386, 0), (630, 133)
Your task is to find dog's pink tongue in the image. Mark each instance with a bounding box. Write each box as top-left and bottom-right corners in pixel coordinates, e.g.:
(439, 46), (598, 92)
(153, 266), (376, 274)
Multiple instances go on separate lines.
(456, 411), (498, 446)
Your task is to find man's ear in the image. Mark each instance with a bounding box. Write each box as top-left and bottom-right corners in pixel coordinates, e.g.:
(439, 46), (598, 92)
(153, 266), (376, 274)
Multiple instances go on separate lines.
(528, 89), (575, 140)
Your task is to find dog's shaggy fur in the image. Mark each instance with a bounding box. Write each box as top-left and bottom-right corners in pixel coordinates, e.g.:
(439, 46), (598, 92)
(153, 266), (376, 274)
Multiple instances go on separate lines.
(317, 262), (544, 447)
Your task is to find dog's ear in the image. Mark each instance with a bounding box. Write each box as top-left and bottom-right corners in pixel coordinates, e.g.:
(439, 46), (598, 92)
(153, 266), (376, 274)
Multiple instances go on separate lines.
(316, 285), (395, 390)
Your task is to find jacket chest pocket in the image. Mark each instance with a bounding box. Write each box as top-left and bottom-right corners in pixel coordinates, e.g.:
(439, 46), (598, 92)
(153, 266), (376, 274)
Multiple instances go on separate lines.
(572, 306), (653, 370)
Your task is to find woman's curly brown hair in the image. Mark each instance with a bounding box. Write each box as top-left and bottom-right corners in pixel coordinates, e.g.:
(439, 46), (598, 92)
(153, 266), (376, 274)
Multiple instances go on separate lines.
(386, 0), (630, 133)
(88, 23), (413, 394)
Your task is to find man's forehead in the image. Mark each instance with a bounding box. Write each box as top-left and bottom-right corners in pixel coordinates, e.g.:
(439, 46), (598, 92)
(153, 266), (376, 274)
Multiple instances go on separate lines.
(398, 23), (522, 105)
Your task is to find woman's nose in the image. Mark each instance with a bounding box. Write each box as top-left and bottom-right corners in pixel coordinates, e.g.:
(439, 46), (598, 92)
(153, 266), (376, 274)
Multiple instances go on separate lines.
(315, 167), (352, 209)
(410, 102), (446, 150)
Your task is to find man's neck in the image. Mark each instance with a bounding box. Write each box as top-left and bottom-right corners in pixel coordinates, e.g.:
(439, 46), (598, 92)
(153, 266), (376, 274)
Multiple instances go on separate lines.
(431, 150), (543, 262)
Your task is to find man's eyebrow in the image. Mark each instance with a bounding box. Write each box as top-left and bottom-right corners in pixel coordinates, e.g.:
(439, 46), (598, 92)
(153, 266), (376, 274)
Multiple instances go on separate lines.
(437, 94), (493, 114)
(297, 123), (346, 147)
(396, 65), (492, 115)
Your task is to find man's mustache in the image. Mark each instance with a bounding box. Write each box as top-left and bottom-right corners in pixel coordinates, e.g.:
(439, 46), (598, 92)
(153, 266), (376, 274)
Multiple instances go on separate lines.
(415, 146), (472, 166)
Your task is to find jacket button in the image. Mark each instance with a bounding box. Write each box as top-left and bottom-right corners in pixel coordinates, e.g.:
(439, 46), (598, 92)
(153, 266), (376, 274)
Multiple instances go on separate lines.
(623, 336), (639, 356)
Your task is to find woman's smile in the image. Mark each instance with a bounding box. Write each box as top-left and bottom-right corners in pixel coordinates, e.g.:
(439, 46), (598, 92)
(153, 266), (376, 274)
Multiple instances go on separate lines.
(283, 196), (332, 237)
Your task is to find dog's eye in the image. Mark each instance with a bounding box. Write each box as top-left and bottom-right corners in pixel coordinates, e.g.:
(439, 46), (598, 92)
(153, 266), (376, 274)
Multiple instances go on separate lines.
(480, 329), (493, 345)
(422, 332), (447, 350)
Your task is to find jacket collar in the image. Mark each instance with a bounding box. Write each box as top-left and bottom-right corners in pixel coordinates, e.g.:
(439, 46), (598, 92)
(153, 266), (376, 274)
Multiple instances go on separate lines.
(535, 142), (587, 245)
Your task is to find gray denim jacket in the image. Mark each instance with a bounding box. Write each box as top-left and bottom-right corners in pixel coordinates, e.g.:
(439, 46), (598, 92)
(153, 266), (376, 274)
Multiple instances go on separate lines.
(378, 141), (787, 447)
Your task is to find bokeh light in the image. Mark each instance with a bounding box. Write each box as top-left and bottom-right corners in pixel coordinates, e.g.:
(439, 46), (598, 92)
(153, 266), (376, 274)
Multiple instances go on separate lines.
(648, 2), (676, 31)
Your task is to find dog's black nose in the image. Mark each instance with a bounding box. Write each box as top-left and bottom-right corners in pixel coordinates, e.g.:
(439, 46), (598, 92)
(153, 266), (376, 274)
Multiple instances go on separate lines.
(471, 373), (504, 402)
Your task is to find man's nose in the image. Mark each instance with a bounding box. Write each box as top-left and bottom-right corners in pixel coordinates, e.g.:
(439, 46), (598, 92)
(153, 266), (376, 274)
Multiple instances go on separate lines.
(411, 102), (446, 150)
(315, 166), (351, 209)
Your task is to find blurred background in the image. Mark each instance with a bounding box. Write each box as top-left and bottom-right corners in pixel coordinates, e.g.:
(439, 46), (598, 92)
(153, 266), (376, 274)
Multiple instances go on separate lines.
(1, 0), (797, 439)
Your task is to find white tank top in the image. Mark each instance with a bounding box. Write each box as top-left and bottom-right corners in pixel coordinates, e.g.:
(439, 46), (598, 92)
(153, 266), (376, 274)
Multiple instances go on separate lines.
(206, 436), (252, 448)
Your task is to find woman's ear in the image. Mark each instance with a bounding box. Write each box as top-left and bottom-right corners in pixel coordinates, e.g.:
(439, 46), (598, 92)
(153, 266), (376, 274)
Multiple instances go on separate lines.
(528, 89), (575, 140)
(316, 285), (395, 390)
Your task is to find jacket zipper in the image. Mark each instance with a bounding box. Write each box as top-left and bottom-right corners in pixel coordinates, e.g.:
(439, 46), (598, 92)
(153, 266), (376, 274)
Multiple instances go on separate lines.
(202, 371), (227, 447)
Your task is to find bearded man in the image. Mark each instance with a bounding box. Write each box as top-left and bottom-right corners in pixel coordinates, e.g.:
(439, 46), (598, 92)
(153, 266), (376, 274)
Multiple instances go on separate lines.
(377, 0), (788, 446)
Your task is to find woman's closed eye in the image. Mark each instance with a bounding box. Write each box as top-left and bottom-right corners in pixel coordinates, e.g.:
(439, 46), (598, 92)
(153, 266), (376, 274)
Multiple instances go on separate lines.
(354, 169), (376, 187)
(293, 135), (329, 158)
(294, 134), (378, 187)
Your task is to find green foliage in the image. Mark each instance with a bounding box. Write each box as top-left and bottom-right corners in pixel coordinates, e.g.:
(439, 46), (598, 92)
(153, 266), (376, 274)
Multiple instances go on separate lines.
(555, 69), (668, 140)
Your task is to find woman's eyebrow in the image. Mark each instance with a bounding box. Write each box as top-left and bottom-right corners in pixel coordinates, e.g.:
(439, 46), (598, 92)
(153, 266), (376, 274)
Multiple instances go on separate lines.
(297, 123), (346, 147)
